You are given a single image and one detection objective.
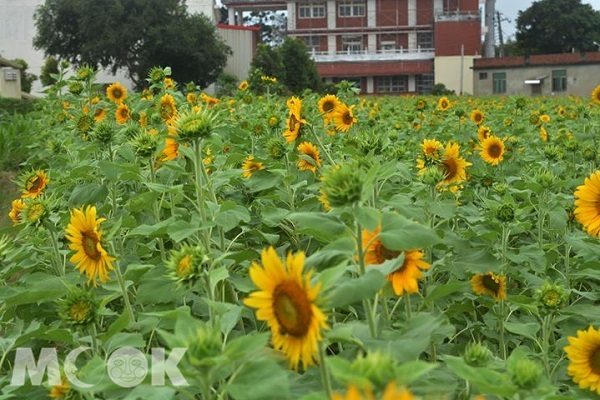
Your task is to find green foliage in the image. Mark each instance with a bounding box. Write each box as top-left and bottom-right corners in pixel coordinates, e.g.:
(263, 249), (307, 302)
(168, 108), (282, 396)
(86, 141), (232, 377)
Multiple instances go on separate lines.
(33, 0), (231, 89)
(243, 10), (286, 46)
(40, 56), (59, 87)
(430, 83), (455, 96)
(10, 59), (37, 94)
(515, 0), (600, 54)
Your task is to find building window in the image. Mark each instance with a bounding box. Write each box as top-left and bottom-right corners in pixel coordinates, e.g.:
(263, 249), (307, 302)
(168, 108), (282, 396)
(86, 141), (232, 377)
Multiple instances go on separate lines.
(443, 0), (459, 11)
(339, 1), (365, 17)
(299, 4), (325, 18)
(303, 36), (321, 52)
(492, 72), (506, 94)
(377, 76), (407, 93)
(417, 74), (434, 94)
(342, 35), (363, 53)
(416, 32), (433, 50)
(380, 41), (396, 53)
(479, 72), (488, 80)
(552, 69), (567, 92)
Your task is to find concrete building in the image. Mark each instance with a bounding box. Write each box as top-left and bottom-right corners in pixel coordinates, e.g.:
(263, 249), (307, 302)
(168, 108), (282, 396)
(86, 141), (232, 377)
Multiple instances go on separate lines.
(222, 0), (483, 94)
(0, 56), (22, 98)
(472, 52), (600, 97)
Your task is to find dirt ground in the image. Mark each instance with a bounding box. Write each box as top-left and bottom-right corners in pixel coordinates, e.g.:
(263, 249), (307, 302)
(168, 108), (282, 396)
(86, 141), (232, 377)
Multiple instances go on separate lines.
(0, 171), (18, 230)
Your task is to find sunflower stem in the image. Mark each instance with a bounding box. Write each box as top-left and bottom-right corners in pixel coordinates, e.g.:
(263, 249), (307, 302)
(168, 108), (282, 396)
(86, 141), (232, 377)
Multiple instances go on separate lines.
(113, 258), (135, 324)
(198, 145), (225, 251)
(192, 140), (211, 251)
(355, 207), (377, 338)
(308, 123), (336, 167)
(318, 340), (333, 400)
(148, 154), (167, 262)
(498, 299), (506, 360)
(48, 228), (65, 276)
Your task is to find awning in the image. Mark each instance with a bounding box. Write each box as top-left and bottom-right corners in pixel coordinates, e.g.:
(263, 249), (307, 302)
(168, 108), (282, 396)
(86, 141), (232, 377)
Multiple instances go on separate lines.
(524, 75), (548, 85)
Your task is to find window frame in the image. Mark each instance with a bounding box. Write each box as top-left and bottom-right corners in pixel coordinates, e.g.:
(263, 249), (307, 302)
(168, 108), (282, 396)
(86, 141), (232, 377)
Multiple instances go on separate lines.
(377, 75), (408, 93)
(342, 35), (364, 54)
(552, 69), (567, 92)
(338, 0), (365, 17)
(299, 3), (326, 18)
(492, 72), (506, 94)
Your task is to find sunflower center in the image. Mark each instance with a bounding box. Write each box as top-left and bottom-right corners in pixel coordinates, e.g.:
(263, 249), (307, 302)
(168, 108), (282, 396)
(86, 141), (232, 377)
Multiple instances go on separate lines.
(442, 158), (458, 180)
(28, 176), (43, 192)
(481, 274), (500, 293)
(272, 280), (313, 337)
(322, 101), (335, 112)
(70, 300), (90, 322)
(488, 143), (502, 158)
(588, 347), (600, 375)
(82, 231), (102, 261)
(342, 111), (354, 125)
(177, 255), (193, 277)
(112, 89), (122, 99)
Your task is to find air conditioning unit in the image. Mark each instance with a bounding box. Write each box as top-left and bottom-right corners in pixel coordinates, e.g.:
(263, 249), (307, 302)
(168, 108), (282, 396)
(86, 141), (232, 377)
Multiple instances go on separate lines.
(4, 68), (18, 81)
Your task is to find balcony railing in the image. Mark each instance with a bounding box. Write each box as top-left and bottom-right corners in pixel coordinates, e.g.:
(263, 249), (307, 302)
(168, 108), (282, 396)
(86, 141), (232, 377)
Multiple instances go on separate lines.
(435, 10), (480, 22)
(308, 47), (435, 62)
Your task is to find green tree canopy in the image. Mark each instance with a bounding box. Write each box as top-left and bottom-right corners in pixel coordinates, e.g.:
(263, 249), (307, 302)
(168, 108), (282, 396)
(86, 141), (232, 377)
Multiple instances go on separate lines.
(33, 0), (231, 89)
(515, 0), (600, 54)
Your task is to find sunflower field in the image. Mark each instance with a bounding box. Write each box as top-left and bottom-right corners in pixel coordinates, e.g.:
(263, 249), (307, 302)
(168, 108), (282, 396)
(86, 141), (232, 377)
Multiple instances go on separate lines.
(1, 64), (600, 400)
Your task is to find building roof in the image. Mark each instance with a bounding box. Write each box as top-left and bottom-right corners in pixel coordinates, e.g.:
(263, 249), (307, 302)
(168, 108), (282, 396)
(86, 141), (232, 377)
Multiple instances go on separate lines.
(0, 56), (23, 69)
(221, 0), (285, 6)
(473, 52), (600, 70)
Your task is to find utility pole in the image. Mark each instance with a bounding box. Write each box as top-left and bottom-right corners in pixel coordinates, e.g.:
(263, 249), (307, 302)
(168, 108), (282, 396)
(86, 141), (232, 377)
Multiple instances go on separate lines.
(496, 11), (504, 57)
(483, 0), (495, 57)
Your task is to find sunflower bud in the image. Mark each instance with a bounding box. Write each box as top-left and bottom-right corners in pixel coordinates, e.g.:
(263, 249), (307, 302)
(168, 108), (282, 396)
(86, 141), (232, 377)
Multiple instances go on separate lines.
(68, 81), (84, 95)
(515, 97), (526, 109)
(493, 182), (508, 195)
(166, 245), (209, 287)
(349, 352), (397, 390)
(130, 129), (160, 158)
(57, 287), (99, 328)
(496, 204), (514, 223)
(76, 114), (94, 135)
(534, 168), (555, 189)
(22, 197), (49, 227)
(421, 166), (444, 185)
(535, 281), (567, 314)
(148, 66), (166, 84)
(90, 120), (116, 144)
(507, 355), (542, 390)
(582, 145), (597, 161)
(76, 66), (95, 81)
(186, 322), (223, 369)
(320, 163), (364, 208)
(463, 342), (492, 367)
(543, 144), (564, 161)
(480, 174), (494, 188)
(565, 137), (579, 152)
(266, 137), (286, 160)
(176, 109), (218, 142)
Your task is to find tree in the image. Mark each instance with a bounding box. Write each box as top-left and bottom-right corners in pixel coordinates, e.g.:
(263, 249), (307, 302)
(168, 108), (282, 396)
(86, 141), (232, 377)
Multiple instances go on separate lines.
(279, 37), (322, 94)
(33, 0), (231, 89)
(244, 11), (287, 46)
(40, 56), (59, 87)
(12, 59), (37, 93)
(515, 0), (600, 54)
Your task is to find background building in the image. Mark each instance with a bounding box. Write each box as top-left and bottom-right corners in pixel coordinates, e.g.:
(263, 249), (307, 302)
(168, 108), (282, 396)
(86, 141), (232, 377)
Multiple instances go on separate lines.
(223, 0), (483, 94)
(472, 52), (600, 97)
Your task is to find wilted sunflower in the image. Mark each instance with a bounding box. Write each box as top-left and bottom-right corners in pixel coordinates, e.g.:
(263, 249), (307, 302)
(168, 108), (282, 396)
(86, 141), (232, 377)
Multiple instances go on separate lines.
(21, 169), (49, 199)
(574, 170), (600, 238)
(470, 272), (506, 301)
(283, 96), (306, 142)
(592, 84), (600, 105)
(115, 103), (130, 125)
(106, 82), (127, 103)
(479, 136), (505, 166)
(440, 142), (471, 186)
(242, 155), (264, 178)
(332, 103), (358, 132)
(297, 141), (322, 173)
(362, 226), (431, 296)
(160, 93), (177, 123)
(243, 247), (328, 371)
(437, 97), (451, 111)
(564, 325), (600, 395)
(8, 199), (26, 225)
(332, 382), (414, 400)
(470, 109), (485, 125)
(65, 205), (115, 286)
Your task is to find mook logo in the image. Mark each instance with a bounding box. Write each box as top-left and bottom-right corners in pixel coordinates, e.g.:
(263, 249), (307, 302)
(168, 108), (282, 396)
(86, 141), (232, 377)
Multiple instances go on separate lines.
(10, 347), (189, 388)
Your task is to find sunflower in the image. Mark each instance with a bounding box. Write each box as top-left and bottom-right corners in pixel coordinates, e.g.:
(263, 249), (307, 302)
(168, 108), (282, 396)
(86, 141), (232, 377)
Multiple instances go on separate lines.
(164, 77), (175, 90)
(283, 96), (306, 142)
(115, 103), (130, 125)
(574, 171), (600, 238)
(238, 80), (249, 91)
(421, 138), (443, 160)
(186, 92), (197, 104)
(440, 142), (471, 186)
(437, 96), (451, 111)
(470, 272), (506, 301)
(8, 198), (26, 225)
(242, 155), (264, 178)
(93, 107), (106, 122)
(243, 247), (328, 370)
(201, 93), (220, 106)
(332, 103), (358, 132)
(592, 84), (600, 105)
(540, 114), (550, 123)
(539, 126), (548, 142)
(160, 137), (179, 162)
(106, 82), (127, 103)
(477, 125), (492, 142)
(160, 93), (177, 123)
(65, 205), (115, 286)
(297, 141), (322, 173)
(332, 382), (415, 400)
(318, 94), (341, 125)
(362, 226), (431, 296)
(470, 109), (485, 125)
(49, 377), (70, 399)
(564, 325), (600, 395)
(21, 169), (49, 198)
(479, 136), (505, 166)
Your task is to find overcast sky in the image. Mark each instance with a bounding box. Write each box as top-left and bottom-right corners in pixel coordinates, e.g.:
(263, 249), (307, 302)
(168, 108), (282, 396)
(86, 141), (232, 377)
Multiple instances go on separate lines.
(494, 0), (600, 40)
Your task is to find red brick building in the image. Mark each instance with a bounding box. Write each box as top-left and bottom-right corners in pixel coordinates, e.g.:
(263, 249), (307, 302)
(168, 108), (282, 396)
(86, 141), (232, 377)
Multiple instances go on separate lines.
(222, 0), (482, 94)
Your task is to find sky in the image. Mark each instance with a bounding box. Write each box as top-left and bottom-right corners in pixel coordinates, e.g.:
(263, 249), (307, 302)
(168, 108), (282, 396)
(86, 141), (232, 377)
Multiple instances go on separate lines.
(494, 0), (600, 41)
